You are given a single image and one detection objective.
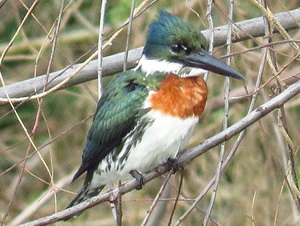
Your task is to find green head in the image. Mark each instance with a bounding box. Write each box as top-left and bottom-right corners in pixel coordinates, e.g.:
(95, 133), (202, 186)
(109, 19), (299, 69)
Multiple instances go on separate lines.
(144, 10), (208, 62)
(140, 10), (245, 80)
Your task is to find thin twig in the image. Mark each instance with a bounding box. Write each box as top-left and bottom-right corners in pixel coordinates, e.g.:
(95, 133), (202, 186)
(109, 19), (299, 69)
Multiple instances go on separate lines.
(2, 145), (32, 225)
(165, 178), (218, 224)
(8, 173), (74, 226)
(141, 172), (172, 226)
(168, 172), (184, 225)
(19, 0), (50, 35)
(123, 0), (136, 71)
(0, 0), (9, 9)
(273, 181), (285, 226)
(250, 191), (256, 225)
(0, 114), (93, 178)
(97, 0), (107, 99)
(0, 0), (40, 63)
(33, 0), (65, 133)
(204, 0), (214, 82)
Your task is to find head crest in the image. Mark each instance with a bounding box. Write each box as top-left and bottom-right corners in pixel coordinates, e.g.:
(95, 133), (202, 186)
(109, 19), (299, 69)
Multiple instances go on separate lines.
(143, 10), (207, 59)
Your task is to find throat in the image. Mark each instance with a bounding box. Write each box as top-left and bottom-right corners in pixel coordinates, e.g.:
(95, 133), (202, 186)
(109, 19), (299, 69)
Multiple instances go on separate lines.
(134, 55), (183, 75)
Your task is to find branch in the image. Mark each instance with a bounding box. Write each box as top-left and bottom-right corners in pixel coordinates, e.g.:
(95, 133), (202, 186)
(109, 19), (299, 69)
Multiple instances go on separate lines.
(0, 8), (299, 102)
(20, 79), (300, 226)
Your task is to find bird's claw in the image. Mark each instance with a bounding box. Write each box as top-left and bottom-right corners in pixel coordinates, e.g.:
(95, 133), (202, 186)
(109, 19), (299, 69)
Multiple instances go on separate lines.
(167, 157), (180, 174)
(129, 170), (145, 190)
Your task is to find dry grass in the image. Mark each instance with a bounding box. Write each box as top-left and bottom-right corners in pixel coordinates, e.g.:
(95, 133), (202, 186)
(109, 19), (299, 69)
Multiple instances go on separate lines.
(0, 0), (299, 225)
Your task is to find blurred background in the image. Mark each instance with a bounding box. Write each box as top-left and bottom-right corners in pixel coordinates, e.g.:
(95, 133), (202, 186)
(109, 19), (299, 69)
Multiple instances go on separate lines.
(0, 0), (299, 225)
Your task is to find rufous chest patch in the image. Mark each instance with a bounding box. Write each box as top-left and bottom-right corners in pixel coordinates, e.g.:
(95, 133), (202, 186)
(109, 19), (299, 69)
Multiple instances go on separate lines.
(149, 74), (208, 119)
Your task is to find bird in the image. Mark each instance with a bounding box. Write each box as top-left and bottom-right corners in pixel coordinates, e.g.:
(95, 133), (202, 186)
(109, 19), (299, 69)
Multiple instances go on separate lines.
(66, 10), (245, 213)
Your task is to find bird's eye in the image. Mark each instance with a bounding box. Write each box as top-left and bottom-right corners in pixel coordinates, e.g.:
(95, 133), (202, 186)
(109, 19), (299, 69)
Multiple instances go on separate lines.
(171, 44), (181, 53)
(171, 43), (188, 54)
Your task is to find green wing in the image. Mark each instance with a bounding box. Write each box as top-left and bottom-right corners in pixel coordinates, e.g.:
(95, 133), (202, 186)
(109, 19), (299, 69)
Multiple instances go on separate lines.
(72, 71), (158, 181)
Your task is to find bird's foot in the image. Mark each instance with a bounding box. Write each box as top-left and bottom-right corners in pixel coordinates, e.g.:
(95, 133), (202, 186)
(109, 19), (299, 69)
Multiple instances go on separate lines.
(129, 170), (144, 190)
(167, 157), (180, 174)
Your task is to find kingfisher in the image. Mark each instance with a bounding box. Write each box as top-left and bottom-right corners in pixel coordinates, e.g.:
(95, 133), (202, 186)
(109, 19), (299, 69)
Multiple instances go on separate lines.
(66, 10), (244, 213)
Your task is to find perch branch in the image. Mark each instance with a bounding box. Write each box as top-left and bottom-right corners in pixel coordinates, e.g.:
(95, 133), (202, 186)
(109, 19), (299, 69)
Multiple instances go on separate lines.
(0, 8), (299, 103)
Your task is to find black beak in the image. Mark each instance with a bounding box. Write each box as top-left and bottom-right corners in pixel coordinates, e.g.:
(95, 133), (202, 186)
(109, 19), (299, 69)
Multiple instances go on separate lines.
(181, 50), (245, 80)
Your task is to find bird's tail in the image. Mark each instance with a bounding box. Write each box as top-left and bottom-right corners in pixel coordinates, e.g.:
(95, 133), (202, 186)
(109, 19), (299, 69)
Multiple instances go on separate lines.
(64, 183), (105, 220)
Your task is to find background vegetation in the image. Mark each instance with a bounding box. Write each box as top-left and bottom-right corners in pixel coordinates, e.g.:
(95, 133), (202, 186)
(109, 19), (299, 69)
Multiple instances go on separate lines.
(0, 0), (299, 225)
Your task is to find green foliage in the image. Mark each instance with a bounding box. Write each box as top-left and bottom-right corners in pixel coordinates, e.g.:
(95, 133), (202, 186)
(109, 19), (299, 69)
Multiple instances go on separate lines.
(107, 0), (132, 24)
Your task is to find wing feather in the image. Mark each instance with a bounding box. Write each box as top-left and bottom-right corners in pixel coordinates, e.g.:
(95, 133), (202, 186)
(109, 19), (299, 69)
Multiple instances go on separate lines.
(72, 71), (150, 181)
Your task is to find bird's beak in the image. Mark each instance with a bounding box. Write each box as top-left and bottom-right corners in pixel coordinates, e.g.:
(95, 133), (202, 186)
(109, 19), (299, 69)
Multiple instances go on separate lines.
(181, 50), (245, 80)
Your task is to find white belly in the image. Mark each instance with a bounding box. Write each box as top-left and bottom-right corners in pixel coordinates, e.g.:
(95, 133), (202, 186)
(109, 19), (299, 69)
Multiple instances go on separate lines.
(122, 110), (198, 172)
(91, 110), (198, 188)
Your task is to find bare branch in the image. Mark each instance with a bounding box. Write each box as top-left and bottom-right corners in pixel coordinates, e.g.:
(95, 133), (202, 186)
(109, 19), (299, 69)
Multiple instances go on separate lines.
(0, 8), (299, 103)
